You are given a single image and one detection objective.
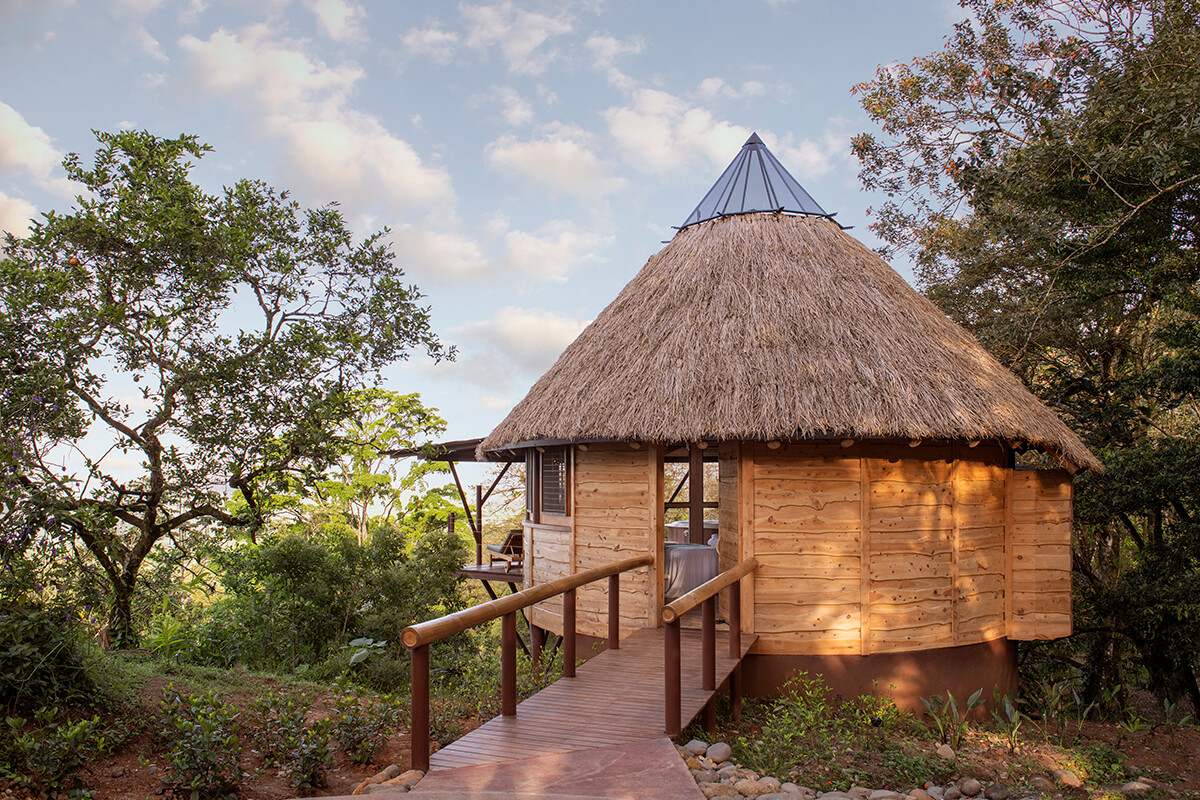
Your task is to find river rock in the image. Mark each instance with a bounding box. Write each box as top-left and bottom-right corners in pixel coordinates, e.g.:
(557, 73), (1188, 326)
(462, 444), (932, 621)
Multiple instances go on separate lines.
(870, 791), (904, 800)
(687, 739), (711, 755)
(937, 743), (957, 761)
(761, 777), (782, 791)
(984, 784), (1009, 800)
(1029, 777), (1055, 794)
(736, 779), (775, 797)
(944, 789), (962, 800)
(704, 786), (740, 799)
(708, 742), (734, 763)
(850, 787), (873, 800)
(1122, 783), (1153, 794)
(910, 789), (933, 800)
(694, 769), (720, 783)
(1051, 771), (1083, 789)
(928, 788), (945, 800)
(959, 779), (983, 797)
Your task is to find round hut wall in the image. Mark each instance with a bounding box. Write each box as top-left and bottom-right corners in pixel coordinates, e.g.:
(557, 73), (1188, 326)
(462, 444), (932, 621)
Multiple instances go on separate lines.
(521, 439), (1072, 708)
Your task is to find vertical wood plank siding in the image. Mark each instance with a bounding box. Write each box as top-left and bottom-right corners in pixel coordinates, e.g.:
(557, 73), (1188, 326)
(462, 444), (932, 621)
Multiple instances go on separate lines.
(1009, 469), (1073, 640)
(572, 444), (657, 638)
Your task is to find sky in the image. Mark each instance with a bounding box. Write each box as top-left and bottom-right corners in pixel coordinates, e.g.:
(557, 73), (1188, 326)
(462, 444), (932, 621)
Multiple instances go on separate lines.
(0, 0), (966, 489)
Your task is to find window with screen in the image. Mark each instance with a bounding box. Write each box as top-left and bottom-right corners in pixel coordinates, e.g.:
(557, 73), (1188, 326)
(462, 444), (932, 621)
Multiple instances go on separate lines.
(540, 447), (569, 516)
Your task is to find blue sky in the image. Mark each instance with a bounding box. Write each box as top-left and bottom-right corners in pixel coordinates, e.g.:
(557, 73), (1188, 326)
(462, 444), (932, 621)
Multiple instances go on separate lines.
(1, 0), (963, 487)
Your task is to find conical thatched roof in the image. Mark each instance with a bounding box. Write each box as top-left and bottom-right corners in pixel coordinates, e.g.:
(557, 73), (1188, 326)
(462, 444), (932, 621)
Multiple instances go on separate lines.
(480, 211), (1101, 472)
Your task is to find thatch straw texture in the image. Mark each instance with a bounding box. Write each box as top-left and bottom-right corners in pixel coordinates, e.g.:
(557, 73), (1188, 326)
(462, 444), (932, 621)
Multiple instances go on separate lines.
(480, 214), (1101, 472)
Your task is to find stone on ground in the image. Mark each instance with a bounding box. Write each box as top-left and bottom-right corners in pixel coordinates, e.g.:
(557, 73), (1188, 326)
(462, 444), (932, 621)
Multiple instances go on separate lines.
(708, 742), (734, 763)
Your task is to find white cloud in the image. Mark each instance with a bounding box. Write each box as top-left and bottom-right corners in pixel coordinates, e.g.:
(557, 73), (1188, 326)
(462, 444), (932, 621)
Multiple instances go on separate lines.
(111, 0), (163, 15)
(696, 77), (765, 102)
(495, 87), (532, 126)
(0, 102), (69, 196)
(134, 25), (167, 61)
(768, 125), (851, 178)
(391, 225), (488, 278)
(178, 25), (454, 212)
(604, 89), (748, 174)
(402, 22), (458, 63)
(0, 190), (37, 240)
(461, 2), (572, 75)
(304, 0), (365, 42)
(502, 220), (608, 281)
(585, 34), (643, 91)
(449, 306), (591, 390)
(486, 126), (625, 196)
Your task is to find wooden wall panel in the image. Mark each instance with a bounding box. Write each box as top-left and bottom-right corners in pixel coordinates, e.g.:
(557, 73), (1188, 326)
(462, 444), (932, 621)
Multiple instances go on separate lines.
(572, 444), (655, 639)
(954, 444), (1007, 644)
(866, 444), (955, 653)
(718, 443), (739, 620)
(1010, 469), (1073, 640)
(749, 443), (863, 655)
(526, 522), (570, 634)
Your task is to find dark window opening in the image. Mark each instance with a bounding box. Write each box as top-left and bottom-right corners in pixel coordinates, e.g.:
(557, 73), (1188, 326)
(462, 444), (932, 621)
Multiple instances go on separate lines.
(540, 447), (569, 516)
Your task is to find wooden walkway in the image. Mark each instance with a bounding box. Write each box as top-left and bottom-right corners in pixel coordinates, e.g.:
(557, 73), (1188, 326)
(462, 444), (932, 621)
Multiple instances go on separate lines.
(427, 626), (756, 771)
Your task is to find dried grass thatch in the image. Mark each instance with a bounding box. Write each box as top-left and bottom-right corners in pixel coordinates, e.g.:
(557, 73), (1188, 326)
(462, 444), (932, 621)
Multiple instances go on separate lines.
(481, 214), (1101, 472)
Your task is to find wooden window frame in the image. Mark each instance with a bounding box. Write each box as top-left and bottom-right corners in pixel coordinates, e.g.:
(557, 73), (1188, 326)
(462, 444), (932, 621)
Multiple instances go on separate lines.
(539, 446), (570, 518)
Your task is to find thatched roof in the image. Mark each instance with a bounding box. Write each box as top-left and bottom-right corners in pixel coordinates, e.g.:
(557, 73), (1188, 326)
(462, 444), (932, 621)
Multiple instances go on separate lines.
(480, 212), (1101, 473)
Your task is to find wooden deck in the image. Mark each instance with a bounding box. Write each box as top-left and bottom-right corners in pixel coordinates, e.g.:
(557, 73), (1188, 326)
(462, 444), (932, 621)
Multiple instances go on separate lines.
(456, 562), (524, 585)
(428, 626), (756, 771)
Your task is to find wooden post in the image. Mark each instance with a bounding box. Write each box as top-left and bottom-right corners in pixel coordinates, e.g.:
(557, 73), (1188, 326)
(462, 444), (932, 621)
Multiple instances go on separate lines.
(665, 618), (681, 737)
(702, 595), (716, 691)
(689, 444), (704, 544)
(531, 625), (544, 671)
(475, 484), (484, 567)
(563, 588), (576, 678)
(728, 581), (741, 658)
(501, 612), (517, 716)
(608, 574), (620, 650)
(704, 698), (716, 735)
(729, 580), (742, 724)
(411, 644), (430, 772)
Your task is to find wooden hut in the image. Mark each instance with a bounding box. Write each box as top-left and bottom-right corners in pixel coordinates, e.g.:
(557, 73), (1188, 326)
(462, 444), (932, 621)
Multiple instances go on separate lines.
(477, 134), (1101, 707)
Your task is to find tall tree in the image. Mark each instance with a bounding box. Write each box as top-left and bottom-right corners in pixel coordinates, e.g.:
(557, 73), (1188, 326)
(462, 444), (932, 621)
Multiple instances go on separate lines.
(0, 130), (451, 642)
(854, 0), (1200, 705)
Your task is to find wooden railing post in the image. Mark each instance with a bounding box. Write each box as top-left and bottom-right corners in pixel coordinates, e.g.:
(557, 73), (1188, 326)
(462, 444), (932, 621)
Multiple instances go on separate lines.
(729, 580), (742, 724)
(563, 588), (577, 678)
(608, 574), (620, 650)
(665, 618), (681, 737)
(502, 612), (517, 716)
(702, 596), (716, 691)
(411, 644), (430, 772)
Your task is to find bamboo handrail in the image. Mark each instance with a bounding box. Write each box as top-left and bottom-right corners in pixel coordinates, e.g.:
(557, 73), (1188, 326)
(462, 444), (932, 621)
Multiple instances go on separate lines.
(660, 556), (758, 624)
(402, 553), (654, 649)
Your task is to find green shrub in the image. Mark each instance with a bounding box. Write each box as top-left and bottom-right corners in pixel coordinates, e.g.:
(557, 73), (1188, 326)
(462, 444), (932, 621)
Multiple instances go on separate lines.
(0, 601), (95, 712)
(331, 687), (402, 765)
(247, 693), (307, 767)
(282, 718), (335, 791)
(7, 712), (109, 798)
(159, 687), (242, 798)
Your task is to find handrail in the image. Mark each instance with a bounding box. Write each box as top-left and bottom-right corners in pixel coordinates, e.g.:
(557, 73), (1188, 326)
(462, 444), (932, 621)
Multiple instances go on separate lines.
(402, 553), (654, 648)
(659, 556), (759, 738)
(661, 557), (758, 623)
(404, 551), (655, 772)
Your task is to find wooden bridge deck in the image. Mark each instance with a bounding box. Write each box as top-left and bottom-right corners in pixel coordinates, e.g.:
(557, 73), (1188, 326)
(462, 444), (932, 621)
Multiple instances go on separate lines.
(427, 626), (755, 772)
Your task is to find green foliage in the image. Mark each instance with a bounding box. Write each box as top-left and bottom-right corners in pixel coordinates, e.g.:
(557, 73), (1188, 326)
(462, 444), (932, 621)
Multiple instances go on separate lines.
(0, 129), (449, 642)
(854, 0), (1200, 707)
(0, 601), (94, 712)
(920, 688), (984, 750)
(330, 686), (402, 766)
(991, 686), (1022, 752)
(7, 713), (109, 798)
(246, 692), (334, 790)
(159, 687), (243, 799)
(734, 672), (932, 789)
(1063, 742), (1131, 784)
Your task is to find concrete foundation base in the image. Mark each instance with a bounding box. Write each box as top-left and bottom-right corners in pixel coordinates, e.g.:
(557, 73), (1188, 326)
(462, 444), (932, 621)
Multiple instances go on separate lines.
(742, 638), (1018, 714)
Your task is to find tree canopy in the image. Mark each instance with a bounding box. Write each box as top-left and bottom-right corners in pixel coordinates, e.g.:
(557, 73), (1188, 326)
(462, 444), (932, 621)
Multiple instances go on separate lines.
(854, 0), (1200, 705)
(0, 130), (451, 640)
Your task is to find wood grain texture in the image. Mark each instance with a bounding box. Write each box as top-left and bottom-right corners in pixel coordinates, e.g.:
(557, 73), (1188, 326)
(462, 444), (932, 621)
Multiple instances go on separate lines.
(573, 444), (656, 639)
(1009, 469), (1073, 640)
